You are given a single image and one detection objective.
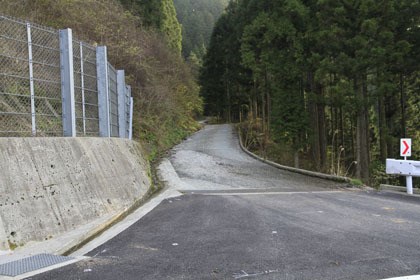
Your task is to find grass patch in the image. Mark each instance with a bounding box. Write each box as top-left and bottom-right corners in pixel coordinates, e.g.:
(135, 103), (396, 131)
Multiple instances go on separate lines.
(350, 178), (364, 187)
(8, 240), (18, 250)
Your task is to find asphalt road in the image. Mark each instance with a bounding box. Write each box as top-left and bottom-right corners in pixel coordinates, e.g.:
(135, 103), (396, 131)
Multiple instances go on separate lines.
(26, 124), (420, 280)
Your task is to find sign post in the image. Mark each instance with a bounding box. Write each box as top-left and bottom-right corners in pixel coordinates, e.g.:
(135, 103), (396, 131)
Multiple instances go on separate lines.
(386, 139), (415, 194)
(400, 138), (411, 159)
(401, 139), (412, 194)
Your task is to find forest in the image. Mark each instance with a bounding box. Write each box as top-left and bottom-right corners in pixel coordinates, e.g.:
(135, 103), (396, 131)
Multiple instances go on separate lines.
(200, 0), (419, 185)
(173, 0), (229, 63)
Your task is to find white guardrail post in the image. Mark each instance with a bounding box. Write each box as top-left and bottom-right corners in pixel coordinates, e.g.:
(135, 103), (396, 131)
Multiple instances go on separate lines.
(386, 159), (420, 195)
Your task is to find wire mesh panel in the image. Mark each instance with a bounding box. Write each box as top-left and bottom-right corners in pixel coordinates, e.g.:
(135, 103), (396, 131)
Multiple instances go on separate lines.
(0, 16), (62, 136)
(0, 16), (32, 136)
(108, 63), (119, 137)
(30, 23), (62, 136)
(73, 41), (100, 136)
(73, 40), (83, 134)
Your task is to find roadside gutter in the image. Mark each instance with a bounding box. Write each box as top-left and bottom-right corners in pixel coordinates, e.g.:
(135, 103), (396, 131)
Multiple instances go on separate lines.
(237, 129), (351, 184)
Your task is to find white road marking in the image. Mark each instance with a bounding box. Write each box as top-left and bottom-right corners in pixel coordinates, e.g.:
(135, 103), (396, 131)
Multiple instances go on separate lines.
(189, 190), (346, 196)
(233, 269), (281, 279)
(380, 276), (420, 280)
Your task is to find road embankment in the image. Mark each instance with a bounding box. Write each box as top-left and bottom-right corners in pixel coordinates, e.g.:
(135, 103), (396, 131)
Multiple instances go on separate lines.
(0, 137), (151, 251)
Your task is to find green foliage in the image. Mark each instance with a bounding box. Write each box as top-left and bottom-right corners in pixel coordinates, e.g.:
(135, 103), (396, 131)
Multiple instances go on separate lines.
(119, 0), (162, 27)
(350, 179), (364, 187)
(200, 0), (419, 184)
(8, 240), (18, 250)
(173, 0), (229, 61)
(1, 0), (202, 159)
(119, 0), (182, 54)
(161, 0), (182, 53)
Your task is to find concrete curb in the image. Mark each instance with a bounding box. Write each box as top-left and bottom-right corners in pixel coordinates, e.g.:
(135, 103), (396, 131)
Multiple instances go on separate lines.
(380, 184), (420, 195)
(237, 129), (351, 184)
(58, 209), (128, 256)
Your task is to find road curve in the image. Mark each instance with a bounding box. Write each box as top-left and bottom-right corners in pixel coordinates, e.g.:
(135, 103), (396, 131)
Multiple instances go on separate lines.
(169, 124), (346, 193)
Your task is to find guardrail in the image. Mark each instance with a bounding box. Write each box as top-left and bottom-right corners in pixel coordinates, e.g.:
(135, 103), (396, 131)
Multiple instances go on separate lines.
(0, 15), (133, 138)
(386, 159), (420, 195)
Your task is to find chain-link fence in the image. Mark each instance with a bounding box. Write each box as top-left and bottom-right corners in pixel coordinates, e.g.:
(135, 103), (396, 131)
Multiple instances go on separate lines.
(1, 16), (34, 136)
(0, 15), (133, 138)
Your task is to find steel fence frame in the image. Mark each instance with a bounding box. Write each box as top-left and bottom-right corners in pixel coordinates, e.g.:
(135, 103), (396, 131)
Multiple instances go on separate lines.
(0, 15), (133, 138)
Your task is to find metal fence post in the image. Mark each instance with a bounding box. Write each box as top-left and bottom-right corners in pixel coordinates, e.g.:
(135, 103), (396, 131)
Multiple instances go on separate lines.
(26, 23), (36, 136)
(96, 46), (110, 137)
(129, 96), (133, 140)
(59, 28), (76, 137)
(125, 85), (131, 138)
(117, 70), (126, 138)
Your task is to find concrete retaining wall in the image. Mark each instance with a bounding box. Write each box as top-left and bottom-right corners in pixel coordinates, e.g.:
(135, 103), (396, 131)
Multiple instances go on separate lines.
(0, 138), (151, 251)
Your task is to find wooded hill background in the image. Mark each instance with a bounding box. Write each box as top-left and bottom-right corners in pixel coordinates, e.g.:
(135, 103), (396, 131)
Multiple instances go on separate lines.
(200, 0), (419, 185)
(173, 0), (229, 62)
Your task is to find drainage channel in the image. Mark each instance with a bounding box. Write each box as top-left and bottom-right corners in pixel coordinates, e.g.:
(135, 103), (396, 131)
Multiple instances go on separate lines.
(0, 254), (76, 278)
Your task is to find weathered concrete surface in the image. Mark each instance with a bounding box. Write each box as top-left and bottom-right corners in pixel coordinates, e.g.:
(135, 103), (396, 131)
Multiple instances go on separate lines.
(0, 138), (151, 251)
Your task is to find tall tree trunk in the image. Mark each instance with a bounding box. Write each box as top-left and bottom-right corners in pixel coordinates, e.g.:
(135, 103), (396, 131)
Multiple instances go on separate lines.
(294, 150), (299, 168)
(400, 73), (406, 138)
(226, 81), (231, 122)
(355, 77), (370, 183)
(378, 93), (388, 161)
(253, 80), (258, 121)
(265, 69), (271, 138)
(307, 72), (321, 171)
(317, 83), (327, 172)
(266, 89), (271, 140)
(339, 106), (345, 151)
(261, 88), (266, 134)
(385, 94), (394, 158)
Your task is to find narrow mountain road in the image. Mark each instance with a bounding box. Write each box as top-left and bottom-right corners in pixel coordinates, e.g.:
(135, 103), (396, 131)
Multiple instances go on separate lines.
(168, 124), (344, 193)
(27, 124), (420, 280)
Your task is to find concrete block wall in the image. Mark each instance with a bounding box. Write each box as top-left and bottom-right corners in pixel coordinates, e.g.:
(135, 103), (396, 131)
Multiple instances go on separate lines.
(0, 138), (151, 250)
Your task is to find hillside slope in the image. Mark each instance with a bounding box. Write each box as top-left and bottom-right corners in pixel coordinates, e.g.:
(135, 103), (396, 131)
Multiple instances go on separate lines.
(0, 0), (203, 159)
